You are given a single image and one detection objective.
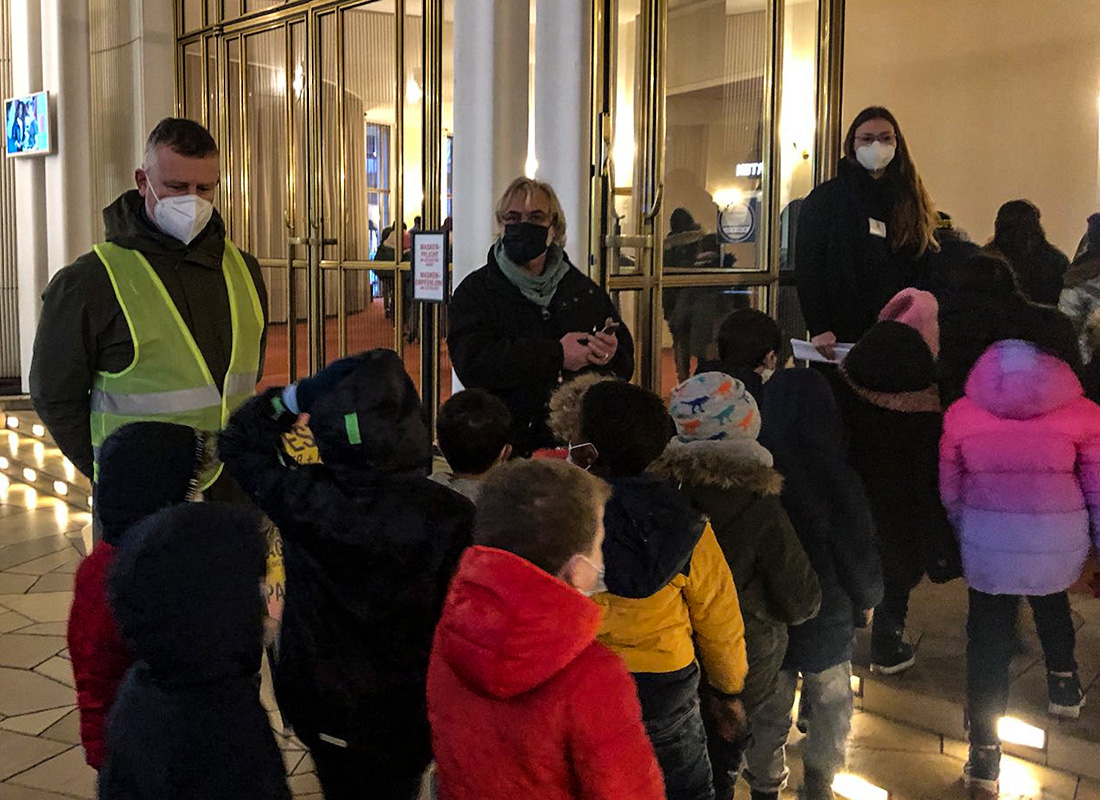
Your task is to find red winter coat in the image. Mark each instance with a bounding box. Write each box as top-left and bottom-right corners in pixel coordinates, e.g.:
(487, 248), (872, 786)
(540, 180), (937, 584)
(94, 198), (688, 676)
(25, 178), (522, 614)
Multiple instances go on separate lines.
(67, 542), (132, 769)
(428, 546), (665, 800)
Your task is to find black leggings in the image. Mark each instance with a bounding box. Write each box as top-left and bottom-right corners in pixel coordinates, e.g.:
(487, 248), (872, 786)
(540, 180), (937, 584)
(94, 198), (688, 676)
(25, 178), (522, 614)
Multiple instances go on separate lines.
(966, 589), (1077, 745)
(299, 734), (425, 800)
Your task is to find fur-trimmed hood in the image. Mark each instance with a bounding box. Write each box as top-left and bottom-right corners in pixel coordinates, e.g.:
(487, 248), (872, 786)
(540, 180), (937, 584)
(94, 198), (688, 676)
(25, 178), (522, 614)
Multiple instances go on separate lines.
(650, 438), (782, 496)
(839, 368), (942, 413)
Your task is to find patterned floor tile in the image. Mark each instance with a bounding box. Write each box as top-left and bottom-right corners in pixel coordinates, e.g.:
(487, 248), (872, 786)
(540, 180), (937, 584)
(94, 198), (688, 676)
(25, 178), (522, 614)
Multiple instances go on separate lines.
(0, 729), (67, 782)
(38, 710), (80, 746)
(0, 669), (74, 717)
(0, 613), (32, 635)
(6, 746), (95, 799)
(32, 659), (73, 689)
(6, 551), (79, 578)
(0, 707), (74, 737)
(0, 635), (66, 670)
(11, 623), (65, 638)
(0, 575), (34, 595)
(24, 576), (73, 595)
(0, 594), (72, 624)
(0, 539), (71, 573)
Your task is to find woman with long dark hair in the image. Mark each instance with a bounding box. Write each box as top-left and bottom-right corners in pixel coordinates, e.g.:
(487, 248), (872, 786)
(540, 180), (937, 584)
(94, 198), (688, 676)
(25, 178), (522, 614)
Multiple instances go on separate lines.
(989, 199), (1068, 306)
(796, 106), (940, 357)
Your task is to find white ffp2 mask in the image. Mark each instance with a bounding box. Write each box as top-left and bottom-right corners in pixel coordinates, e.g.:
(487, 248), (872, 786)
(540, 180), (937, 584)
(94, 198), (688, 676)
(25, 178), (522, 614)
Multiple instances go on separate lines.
(855, 141), (896, 173)
(150, 185), (214, 244)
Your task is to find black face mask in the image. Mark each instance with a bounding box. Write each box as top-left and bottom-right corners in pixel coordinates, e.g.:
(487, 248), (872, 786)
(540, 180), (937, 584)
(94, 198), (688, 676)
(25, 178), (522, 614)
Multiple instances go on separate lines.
(502, 222), (551, 265)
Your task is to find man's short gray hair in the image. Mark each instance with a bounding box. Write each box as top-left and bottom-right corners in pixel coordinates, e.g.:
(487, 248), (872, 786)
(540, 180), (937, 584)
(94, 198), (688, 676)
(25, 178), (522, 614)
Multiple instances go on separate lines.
(143, 118), (219, 169)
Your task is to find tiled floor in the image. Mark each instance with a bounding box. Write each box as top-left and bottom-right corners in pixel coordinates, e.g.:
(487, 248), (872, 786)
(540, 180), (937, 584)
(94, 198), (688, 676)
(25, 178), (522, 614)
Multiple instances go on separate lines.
(0, 486), (321, 800)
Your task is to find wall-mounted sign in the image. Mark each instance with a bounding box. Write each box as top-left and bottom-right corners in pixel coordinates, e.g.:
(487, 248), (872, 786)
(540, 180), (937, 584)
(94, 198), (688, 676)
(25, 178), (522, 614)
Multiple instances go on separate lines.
(735, 161), (763, 178)
(718, 195), (758, 244)
(412, 231), (449, 303)
(5, 91), (52, 158)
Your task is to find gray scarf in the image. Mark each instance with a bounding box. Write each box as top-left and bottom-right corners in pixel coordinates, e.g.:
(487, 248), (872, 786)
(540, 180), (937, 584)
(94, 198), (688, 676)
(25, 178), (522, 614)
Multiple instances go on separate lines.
(494, 240), (571, 309)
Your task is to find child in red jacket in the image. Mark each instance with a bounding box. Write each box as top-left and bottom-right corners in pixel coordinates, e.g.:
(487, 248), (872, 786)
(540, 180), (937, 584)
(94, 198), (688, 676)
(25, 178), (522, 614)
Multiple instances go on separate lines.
(67, 422), (204, 769)
(428, 459), (666, 800)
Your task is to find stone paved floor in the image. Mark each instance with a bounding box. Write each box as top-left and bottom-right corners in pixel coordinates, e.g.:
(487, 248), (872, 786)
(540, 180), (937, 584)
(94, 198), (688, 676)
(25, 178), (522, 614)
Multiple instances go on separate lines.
(1, 479), (1094, 799)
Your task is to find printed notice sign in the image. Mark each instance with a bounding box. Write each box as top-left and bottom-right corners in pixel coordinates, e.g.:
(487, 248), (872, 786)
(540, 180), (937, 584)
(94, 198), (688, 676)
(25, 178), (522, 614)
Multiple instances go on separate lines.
(412, 231), (449, 303)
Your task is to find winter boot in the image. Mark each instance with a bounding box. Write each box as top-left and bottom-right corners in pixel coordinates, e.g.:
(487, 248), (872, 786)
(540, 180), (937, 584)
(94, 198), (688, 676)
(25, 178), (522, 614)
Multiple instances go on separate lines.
(963, 744), (999, 799)
(870, 623), (916, 675)
(1048, 671), (1085, 719)
(798, 769), (835, 800)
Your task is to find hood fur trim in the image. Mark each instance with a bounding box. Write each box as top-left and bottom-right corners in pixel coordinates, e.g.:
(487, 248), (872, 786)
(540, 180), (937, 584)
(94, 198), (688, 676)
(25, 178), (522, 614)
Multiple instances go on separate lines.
(840, 368), (942, 413)
(650, 439), (783, 495)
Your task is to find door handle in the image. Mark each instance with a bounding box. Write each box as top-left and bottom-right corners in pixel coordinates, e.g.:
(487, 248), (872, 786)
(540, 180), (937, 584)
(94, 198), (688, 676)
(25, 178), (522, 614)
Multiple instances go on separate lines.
(643, 183), (664, 223)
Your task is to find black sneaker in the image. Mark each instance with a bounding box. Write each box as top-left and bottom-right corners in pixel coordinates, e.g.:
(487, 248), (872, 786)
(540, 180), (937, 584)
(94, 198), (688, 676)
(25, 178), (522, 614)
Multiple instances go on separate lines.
(870, 639), (916, 675)
(963, 744), (1000, 798)
(1048, 671), (1085, 719)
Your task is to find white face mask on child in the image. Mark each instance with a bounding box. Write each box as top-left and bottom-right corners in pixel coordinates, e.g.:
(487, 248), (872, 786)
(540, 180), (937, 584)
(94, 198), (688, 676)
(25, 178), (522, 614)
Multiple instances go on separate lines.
(578, 555), (607, 597)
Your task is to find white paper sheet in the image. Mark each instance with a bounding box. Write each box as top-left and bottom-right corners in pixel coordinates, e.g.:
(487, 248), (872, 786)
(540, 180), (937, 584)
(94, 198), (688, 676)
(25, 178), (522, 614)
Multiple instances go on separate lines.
(790, 338), (854, 364)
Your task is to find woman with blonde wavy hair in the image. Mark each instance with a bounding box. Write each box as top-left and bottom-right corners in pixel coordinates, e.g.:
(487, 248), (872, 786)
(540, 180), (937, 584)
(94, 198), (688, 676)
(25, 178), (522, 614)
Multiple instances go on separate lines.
(796, 106), (941, 359)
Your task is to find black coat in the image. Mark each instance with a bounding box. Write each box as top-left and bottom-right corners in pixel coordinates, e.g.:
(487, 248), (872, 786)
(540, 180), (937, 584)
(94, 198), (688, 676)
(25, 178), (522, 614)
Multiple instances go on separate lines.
(748, 368), (884, 672)
(937, 287), (1080, 406)
(100, 503), (289, 800)
(29, 190), (267, 479)
(448, 248), (634, 455)
(795, 159), (934, 342)
(988, 241), (1069, 307)
(217, 360), (474, 768)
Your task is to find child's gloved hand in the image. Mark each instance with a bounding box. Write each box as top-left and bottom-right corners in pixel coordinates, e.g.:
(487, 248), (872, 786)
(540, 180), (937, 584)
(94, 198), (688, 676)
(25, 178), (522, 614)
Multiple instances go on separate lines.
(703, 691), (748, 743)
(283, 356), (363, 414)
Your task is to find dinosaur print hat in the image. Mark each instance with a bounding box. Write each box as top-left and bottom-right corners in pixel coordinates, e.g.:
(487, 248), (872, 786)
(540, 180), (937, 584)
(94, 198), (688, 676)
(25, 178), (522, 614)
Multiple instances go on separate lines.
(669, 371), (760, 443)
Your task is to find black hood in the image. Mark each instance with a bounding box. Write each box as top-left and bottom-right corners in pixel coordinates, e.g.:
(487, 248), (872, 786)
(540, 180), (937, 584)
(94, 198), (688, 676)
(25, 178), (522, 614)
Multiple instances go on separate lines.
(104, 189), (227, 270)
(308, 348), (432, 473)
(95, 422), (205, 545)
(602, 475), (706, 599)
(109, 502), (265, 688)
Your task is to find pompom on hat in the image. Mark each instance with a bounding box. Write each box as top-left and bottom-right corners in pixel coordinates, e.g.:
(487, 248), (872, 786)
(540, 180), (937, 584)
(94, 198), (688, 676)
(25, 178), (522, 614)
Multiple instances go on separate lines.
(878, 288), (939, 357)
(669, 372), (760, 443)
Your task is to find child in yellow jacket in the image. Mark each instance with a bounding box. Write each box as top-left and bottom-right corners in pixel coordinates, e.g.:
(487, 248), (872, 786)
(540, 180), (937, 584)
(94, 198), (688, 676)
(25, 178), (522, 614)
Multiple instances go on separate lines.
(581, 380), (748, 800)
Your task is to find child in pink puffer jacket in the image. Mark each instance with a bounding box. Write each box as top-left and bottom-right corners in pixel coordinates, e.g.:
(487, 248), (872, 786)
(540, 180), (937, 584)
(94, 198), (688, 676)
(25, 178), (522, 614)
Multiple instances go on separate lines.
(940, 338), (1100, 799)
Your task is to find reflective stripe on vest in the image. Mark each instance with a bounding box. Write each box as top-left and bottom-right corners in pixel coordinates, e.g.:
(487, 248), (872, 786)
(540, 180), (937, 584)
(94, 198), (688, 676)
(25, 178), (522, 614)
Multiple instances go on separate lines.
(90, 240), (264, 490)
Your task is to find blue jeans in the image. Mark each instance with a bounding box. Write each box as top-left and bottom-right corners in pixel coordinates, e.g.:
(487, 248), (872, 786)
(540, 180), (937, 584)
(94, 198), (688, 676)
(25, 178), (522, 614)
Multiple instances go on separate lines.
(743, 662), (852, 795)
(636, 665), (715, 800)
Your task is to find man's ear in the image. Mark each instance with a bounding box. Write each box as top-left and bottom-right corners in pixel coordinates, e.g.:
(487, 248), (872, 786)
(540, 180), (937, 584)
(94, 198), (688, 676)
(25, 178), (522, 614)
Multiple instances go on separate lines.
(135, 168), (149, 196)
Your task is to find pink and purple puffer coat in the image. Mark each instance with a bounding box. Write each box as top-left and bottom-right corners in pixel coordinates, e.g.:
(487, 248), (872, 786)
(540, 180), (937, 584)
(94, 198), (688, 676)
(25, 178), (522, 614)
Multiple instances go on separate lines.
(940, 339), (1100, 595)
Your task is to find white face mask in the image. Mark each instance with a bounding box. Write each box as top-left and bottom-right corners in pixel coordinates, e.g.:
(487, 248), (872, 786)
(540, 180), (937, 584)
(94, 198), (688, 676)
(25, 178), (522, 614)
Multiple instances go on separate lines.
(855, 141), (896, 173)
(149, 184), (214, 244)
(578, 555), (607, 597)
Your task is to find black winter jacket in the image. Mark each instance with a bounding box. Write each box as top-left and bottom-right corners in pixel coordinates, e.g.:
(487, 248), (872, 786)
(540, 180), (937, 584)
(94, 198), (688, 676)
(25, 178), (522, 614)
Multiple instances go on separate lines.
(747, 368), (884, 672)
(937, 287), (1080, 407)
(217, 357), (474, 765)
(795, 159), (934, 342)
(836, 325), (960, 585)
(30, 190), (267, 479)
(448, 248), (634, 455)
(100, 503), (289, 800)
(651, 439), (820, 710)
(987, 241), (1069, 307)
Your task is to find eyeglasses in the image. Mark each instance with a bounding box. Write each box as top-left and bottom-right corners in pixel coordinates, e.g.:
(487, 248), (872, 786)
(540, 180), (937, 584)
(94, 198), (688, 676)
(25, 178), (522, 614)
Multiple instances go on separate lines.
(566, 442), (599, 471)
(502, 210), (552, 226)
(854, 133), (897, 146)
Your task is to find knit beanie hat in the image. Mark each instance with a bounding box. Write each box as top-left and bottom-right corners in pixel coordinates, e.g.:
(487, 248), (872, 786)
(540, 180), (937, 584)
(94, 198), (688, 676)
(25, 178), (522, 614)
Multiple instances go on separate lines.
(669, 372), (760, 443)
(844, 320), (935, 394)
(95, 422), (203, 545)
(878, 288), (940, 357)
(670, 207), (699, 234)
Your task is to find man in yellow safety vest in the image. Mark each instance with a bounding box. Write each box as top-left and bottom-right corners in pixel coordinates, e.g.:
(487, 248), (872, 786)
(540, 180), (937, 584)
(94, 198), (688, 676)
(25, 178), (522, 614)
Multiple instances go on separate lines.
(30, 118), (267, 503)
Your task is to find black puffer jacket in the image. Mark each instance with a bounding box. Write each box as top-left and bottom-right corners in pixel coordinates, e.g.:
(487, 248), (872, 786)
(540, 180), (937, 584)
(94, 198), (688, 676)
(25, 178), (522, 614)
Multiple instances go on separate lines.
(448, 247), (634, 455)
(100, 503), (288, 800)
(750, 368), (884, 672)
(30, 190), (267, 479)
(795, 159), (933, 342)
(837, 322), (960, 585)
(218, 350), (474, 768)
(651, 439), (820, 711)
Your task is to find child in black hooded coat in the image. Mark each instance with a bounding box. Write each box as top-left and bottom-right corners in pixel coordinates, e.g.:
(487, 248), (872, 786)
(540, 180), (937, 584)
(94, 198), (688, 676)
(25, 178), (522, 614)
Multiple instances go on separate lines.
(99, 502), (289, 800)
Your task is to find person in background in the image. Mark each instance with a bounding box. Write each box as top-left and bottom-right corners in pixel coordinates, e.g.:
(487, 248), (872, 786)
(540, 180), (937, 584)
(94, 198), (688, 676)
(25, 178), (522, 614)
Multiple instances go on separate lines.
(30, 118), (266, 506)
(927, 212), (980, 298)
(715, 310), (883, 800)
(1060, 213), (1100, 362)
(940, 339), (1100, 800)
(795, 106), (941, 359)
(98, 502), (288, 800)
(652, 372), (821, 800)
(581, 380), (748, 800)
(431, 389), (513, 503)
(937, 253), (1079, 406)
(428, 459), (666, 800)
(988, 199), (1068, 307)
(448, 177), (634, 456)
(67, 422), (205, 771)
(218, 350), (474, 800)
(836, 307), (959, 677)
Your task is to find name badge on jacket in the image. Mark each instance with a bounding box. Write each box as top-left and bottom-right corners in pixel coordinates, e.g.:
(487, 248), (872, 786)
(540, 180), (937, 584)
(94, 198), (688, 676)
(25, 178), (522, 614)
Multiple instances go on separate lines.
(869, 218), (887, 238)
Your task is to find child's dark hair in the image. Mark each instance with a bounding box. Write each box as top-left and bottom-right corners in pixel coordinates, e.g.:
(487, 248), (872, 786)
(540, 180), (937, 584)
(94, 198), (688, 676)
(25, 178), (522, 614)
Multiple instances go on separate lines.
(436, 389), (513, 475)
(717, 308), (783, 369)
(475, 460), (611, 575)
(580, 381), (673, 477)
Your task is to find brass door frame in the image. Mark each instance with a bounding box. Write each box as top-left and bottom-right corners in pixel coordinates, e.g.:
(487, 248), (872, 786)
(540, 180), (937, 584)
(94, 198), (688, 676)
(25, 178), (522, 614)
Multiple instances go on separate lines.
(175, 0), (448, 388)
(591, 0), (845, 396)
